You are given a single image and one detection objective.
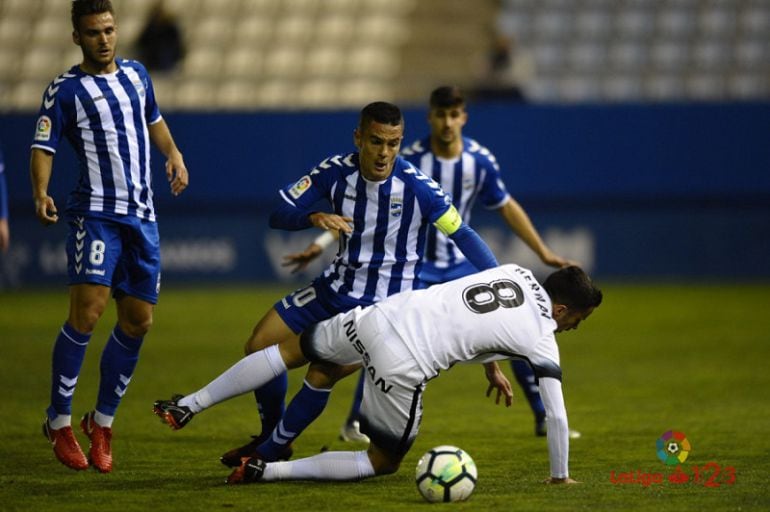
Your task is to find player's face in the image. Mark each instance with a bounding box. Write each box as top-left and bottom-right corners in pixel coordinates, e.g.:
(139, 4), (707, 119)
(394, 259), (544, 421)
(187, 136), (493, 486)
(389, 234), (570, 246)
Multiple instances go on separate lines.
(428, 105), (467, 147)
(554, 306), (594, 333)
(73, 11), (118, 74)
(354, 120), (404, 181)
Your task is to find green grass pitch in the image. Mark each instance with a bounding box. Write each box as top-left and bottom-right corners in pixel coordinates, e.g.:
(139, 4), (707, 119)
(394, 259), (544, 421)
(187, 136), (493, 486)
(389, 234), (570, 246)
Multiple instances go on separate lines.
(1, 282), (768, 511)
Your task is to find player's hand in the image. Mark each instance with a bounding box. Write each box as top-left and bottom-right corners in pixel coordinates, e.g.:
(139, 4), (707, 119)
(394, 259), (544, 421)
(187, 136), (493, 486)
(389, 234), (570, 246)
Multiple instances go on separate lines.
(543, 477), (580, 484)
(165, 152), (189, 196)
(541, 249), (580, 269)
(309, 212), (353, 234)
(483, 362), (513, 407)
(34, 195), (59, 225)
(282, 243), (323, 273)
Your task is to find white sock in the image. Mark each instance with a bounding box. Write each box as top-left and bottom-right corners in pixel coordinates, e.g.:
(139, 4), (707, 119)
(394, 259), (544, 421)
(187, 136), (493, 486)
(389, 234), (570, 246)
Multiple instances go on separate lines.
(93, 410), (114, 428)
(49, 414), (71, 430)
(179, 344), (287, 413)
(262, 450), (375, 481)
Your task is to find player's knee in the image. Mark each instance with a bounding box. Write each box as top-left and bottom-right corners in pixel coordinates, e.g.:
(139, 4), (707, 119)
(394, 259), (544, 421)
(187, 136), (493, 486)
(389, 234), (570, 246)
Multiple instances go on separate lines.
(68, 303), (106, 333)
(368, 449), (401, 475)
(244, 330), (270, 355)
(374, 460), (401, 476)
(121, 315), (152, 338)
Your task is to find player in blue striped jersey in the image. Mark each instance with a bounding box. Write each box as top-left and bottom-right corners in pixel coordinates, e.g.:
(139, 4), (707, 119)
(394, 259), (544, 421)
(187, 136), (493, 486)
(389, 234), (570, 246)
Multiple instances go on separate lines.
(31, 0), (189, 473)
(401, 85), (578, 438)
(153, 102), (511, 466)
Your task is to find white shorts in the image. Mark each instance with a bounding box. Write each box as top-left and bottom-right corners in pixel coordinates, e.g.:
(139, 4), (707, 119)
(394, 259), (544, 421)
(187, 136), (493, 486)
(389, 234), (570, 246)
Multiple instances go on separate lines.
(303, 306), (426, 455)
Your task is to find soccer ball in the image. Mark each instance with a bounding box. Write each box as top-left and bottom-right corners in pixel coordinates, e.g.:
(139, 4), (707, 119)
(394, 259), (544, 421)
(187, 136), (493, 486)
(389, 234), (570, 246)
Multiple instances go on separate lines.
(415, 445), (477, 503)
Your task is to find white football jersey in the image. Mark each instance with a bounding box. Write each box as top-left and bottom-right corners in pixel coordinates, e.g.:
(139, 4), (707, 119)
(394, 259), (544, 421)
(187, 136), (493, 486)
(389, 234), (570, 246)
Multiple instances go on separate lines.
(372, 264), (561, 381)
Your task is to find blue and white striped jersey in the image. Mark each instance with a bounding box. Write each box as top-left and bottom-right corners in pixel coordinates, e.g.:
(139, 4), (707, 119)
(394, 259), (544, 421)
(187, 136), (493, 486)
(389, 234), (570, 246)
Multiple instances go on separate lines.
(31, 58), (161, 221)
(402, 136), (510, 269)
(278, 153), (452, 302)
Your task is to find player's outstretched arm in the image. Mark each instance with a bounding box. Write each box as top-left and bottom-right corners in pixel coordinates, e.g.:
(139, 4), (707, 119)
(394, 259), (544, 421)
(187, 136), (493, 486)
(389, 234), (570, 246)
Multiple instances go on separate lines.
(282, 230), (338, 273)
(283, 243), (324, 274)
(538, 377), (571, 481)
(497, 198), (579, 268)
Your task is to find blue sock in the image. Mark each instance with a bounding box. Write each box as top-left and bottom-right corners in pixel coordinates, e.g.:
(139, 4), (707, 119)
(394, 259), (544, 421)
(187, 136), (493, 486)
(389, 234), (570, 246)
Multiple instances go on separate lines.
(48, 323), (91, 419)
(96, 325), (143, 417)
(345, 370), (365, 425)
(258, 381), (330, 461)
(511, 360), (546, 423)
(254, 372), (288, 437)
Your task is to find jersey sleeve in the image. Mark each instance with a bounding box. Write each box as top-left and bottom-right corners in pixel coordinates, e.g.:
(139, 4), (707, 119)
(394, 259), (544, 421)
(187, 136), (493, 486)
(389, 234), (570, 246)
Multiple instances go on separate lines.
(472, 142), (510, 210)
(277, 156), (340, 210)
(404, 160), (452, 224)
(539, 377), (570, 478)
(31, 75), (74, 154)
(142, 69), (161, 124)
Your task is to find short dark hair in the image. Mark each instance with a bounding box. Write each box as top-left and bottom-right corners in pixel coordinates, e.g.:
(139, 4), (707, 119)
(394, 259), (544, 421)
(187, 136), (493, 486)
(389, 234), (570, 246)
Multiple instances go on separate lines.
(543, 266), (603, 312)
(359, 102), (403, 131)
(71, 0), (114, 31)
(429, 85), (465, 108)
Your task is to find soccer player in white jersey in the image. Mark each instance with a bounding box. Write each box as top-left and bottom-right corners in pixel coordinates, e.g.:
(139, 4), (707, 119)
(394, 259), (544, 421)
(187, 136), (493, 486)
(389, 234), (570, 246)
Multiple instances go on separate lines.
(153, 102), (507, 467)
(303, 86), (578, 441)
(30, 0), (189, 473)
(401, 85), (579, 438)
(220, 264), (601, 484)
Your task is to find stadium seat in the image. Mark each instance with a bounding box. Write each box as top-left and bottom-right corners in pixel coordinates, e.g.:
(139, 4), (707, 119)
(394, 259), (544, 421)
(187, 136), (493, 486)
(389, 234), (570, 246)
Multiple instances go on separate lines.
(263, 47), (305, 78)
(9, 80), (47, 111)
(346, 47), (399, 78)
(298, 80), (340, 108)
(174, 81), (217, 110)
(338, 79), (393, 107)
(20, 48), (64, 81)
(273, 15), (315, 46)
(257, 80), (298, 108)
(236, 15), (274, 46)
(223, 48), (264, 79)
(182, 48), (224, 79)
(644, 74), (686, 100)
(304, 46), (346, 78)
(217, 81), (260, 109)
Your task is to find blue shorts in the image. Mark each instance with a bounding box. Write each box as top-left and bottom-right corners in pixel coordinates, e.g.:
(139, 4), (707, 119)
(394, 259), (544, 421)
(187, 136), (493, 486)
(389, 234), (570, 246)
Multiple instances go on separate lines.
(66, 214), (161, 304)
(275, 277), (373, 334)
(417, 260), (477, 288)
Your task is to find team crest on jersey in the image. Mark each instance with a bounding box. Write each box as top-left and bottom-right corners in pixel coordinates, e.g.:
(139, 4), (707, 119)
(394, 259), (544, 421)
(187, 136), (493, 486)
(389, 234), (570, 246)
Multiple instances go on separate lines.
(34, 115), (52, 141)
(390, 198), (403, 217)
(288, 175), (312, 199)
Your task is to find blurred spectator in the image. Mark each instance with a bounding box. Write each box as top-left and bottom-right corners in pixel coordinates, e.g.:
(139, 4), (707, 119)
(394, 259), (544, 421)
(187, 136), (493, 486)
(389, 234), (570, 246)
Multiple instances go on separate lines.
(136, 0), (185, 72)
(471, 32), (532, 102)
(0, 141), (9, 252)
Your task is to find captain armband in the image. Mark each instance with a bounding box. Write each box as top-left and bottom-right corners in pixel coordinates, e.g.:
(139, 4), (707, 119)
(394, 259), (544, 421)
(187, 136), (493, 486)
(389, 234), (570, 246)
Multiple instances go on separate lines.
(433, 205), (463, 235)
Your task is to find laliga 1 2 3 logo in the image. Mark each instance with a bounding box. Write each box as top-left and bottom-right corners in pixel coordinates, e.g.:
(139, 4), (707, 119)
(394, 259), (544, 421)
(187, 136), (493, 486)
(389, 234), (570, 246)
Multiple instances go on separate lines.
(656, 430), (690, 466)
(610, 430), (736, 487)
